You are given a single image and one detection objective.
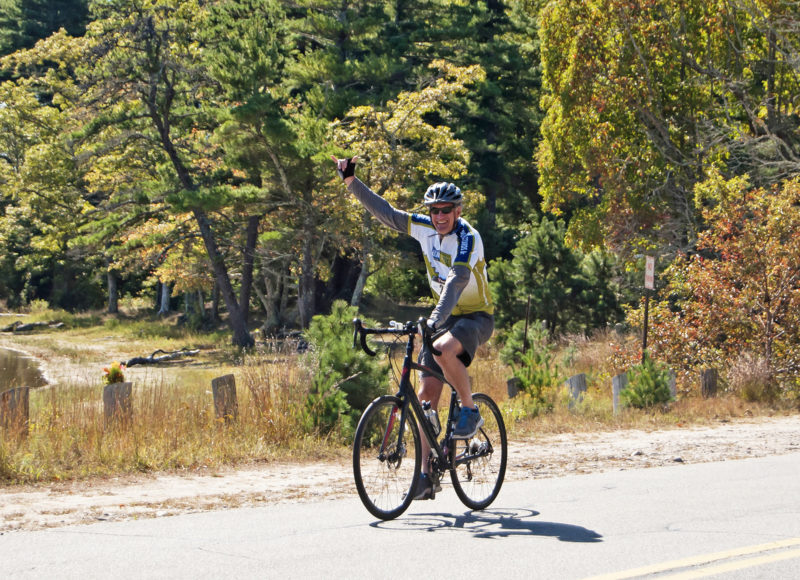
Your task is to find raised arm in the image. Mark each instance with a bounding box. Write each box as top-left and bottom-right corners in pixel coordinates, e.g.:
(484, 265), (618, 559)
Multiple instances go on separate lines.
(332, 155), (408, 234)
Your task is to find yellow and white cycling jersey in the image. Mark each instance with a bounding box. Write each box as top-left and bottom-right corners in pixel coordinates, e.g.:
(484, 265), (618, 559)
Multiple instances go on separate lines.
(407, 213), (494, 316)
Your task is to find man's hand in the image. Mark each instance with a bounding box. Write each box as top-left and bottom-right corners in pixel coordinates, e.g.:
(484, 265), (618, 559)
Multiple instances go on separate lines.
(426, 318), (438, 332)
(331, 155), (358, 181)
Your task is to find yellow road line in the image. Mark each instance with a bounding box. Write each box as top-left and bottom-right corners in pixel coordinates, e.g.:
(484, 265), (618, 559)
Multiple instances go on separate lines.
(585, 537), (800, 580)
(664, 547), (800, 579)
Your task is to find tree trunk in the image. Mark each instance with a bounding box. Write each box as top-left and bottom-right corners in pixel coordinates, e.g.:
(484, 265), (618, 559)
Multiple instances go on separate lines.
(239, 215), (259, 324)
(146, 84), (251, 346)
(350, 254), (369, 308)
(298, 203), (315, 328)
(107, 267), (119, 314)
(254, 283), (279, 333)
(158, 281), (170, 316)
(197, 289), (205, 319)
(279, 264), (290, 322)
(193, 208), (254, 347)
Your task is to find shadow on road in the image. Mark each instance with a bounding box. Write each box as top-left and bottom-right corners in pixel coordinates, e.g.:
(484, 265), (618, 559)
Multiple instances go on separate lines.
(372, 508), (603, 542)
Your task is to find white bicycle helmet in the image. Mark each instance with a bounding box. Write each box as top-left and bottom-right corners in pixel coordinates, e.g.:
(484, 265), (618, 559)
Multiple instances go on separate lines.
(423, 182), (462, 206)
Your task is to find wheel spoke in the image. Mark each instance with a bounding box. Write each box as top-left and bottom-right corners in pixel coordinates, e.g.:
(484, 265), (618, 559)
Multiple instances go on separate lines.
(450, 393), (507, 510)
(353, 397), (420, 520)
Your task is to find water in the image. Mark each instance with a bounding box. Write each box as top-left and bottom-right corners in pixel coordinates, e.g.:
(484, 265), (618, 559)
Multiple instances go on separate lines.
(0, 347), (48, 390)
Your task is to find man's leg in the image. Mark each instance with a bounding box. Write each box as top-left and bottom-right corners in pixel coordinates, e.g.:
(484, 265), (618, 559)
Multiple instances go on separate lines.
(433, 331), (483, 439)
(432, 332), (473, 408)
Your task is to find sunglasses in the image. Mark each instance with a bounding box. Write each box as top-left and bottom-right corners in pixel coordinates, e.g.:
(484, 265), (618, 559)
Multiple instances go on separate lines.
(429, 206), (456, 215)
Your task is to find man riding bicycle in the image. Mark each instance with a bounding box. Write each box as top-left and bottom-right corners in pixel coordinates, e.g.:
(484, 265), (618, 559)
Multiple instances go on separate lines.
(332, 155), (494, 500)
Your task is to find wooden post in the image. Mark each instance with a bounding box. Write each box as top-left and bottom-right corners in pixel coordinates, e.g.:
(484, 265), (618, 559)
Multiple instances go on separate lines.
(668, 369), (677, 399)
(212, 374), (238, 422)
(103, 382), (133, 428)
(1, 387), (30, 436)
(612, 373), (627, 414)
(701, 369), (718, 398)
(642, 255), (655, 363)
(506, 377), (520, 399)
(641, 291), (650, 363)
(566, 373), (587, 409)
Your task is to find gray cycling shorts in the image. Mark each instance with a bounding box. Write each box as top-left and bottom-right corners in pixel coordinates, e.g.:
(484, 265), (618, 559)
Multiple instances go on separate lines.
(418, 312), (494, 378)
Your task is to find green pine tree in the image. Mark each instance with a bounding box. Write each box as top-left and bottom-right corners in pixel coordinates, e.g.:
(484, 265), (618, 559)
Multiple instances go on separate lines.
(621, 352), (673, 409)
(0, 0), (89, 56)
(304, 301), (388, 433)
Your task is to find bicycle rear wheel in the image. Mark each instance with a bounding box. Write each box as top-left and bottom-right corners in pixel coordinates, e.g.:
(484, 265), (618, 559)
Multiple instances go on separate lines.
(353, 395), (421, 520)
(450, 393), (507, 510)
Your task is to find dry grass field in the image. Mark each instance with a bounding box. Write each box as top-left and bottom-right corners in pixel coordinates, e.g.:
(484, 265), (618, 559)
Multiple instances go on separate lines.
(1, 307), (796, 488)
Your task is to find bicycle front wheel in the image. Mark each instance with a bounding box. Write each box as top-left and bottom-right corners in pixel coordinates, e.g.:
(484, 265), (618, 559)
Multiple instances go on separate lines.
(450, 393), (507, 510)
(353, 396), (421, 520)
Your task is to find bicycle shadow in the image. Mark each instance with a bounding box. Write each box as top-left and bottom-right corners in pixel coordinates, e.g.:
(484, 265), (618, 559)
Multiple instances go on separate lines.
(371, 508), (603, 542)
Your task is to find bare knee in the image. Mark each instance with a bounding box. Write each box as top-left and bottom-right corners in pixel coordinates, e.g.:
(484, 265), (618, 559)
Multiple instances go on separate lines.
(433, 333), (463, 364)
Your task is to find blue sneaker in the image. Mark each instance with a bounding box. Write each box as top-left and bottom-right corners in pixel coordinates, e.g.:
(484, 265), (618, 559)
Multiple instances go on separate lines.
(453, 406), (483, 439)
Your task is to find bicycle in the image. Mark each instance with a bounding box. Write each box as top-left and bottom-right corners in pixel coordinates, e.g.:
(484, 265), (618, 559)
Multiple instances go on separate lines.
(351, 317), (507, 520)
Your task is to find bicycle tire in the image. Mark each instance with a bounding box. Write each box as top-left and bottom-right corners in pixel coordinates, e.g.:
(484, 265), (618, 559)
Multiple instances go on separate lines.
(353, 395), (421, 520)
(450, 393), (507, 510)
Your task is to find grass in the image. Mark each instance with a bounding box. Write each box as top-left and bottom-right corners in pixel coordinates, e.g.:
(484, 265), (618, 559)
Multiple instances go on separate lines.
(1, 343), (347, 483)
(1, 309), (795, 484)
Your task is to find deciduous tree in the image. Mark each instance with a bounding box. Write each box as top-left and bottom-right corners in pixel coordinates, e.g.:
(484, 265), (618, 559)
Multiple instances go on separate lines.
(538, 0), (800, 258)
(636, 173), (800, 387)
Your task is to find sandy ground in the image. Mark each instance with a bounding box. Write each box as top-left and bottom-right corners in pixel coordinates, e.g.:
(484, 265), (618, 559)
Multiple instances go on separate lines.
(2, 414), (799, 533)
(0, 326), (217, 389)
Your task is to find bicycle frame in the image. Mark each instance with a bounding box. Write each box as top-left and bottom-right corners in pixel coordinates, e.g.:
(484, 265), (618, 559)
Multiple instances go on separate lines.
(352, 316), (506, 518)
(393, 329), (455, 469)
(353, 317), (482, 474)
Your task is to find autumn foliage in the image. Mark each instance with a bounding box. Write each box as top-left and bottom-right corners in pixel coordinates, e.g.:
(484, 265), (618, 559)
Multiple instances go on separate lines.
(630, 174), (800, 397)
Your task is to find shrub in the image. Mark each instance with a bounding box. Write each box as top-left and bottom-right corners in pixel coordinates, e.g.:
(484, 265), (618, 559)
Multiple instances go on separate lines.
(0, 440), (13, 481)
(621, 352), (673, 409)
(27, 299), (51, 313)
(507, 325), (562, 417)
(728, 352), (777, 404)
(631, 175), (800, 398)
(303, 301), (388, 434)
(500, 318), (551, 367)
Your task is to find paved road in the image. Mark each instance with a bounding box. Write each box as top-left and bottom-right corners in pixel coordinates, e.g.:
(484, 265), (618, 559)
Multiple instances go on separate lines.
(2, 453), (799, 579)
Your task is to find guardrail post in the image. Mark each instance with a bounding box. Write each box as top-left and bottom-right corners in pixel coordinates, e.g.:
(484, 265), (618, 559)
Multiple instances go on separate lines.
(668, 369), (677, 399)
(1, 386), (30, 436)
(612, 373), (627, 414)
(506, 377), (520, 398)
(566, 373), (587, 409)
(701, 368), (718, 398)
(212, 374), (238, 422)
(103, 382), (133, 428)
